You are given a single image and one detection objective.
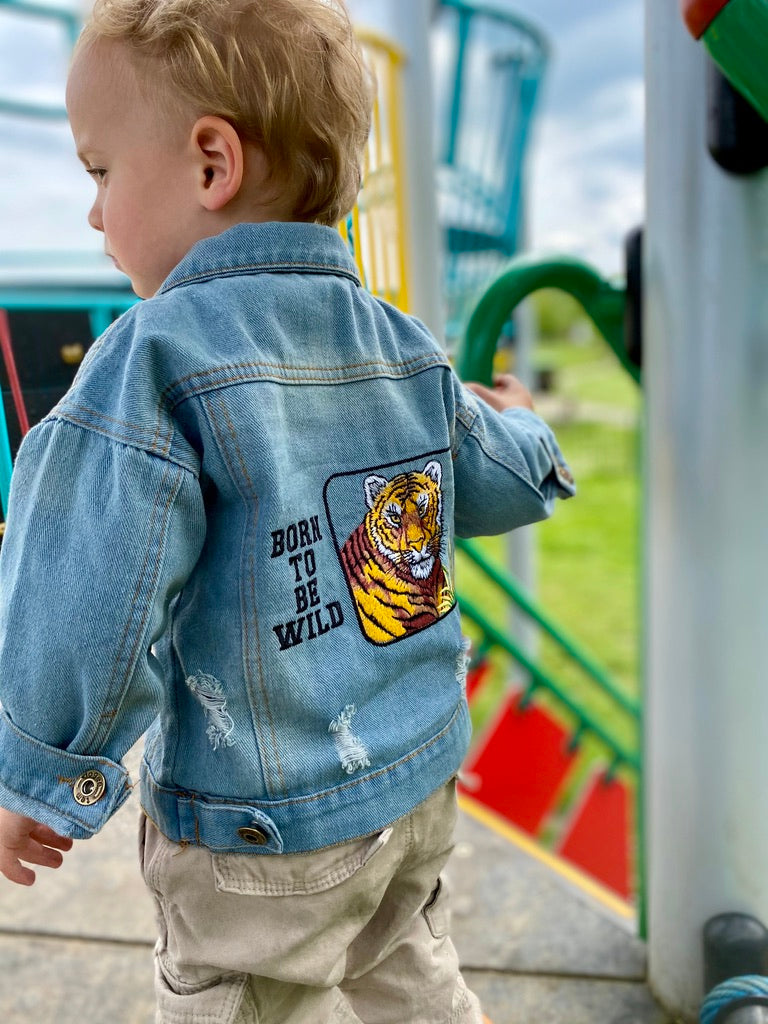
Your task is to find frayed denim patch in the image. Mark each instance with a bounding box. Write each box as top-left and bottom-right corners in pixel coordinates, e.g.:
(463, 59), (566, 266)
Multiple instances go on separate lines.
(329, 705), (371, 775)
(186, 673), (236, 751)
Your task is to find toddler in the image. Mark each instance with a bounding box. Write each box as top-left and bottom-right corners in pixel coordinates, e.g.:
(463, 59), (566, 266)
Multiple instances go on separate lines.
(0, 1), (575, 1021)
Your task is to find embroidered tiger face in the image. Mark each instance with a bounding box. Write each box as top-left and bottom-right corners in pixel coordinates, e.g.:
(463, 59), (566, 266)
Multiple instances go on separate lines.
(364, 461), (443, 580)
(339, 460), (455, 644)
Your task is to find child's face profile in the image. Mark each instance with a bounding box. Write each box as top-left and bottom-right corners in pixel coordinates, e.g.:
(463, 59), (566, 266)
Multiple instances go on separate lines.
(66, 41), (205, 299)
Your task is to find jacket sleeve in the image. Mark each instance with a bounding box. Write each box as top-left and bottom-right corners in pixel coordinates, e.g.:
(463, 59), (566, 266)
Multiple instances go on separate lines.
(451, 376), (575, 538)
(0, 417), (205, 839)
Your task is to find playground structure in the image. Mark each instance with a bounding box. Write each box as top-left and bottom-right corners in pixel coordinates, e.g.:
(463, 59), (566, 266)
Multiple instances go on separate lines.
(2, 0), (768, 1021)
(432, 0), (548, 342)
(682, 0), (768, 123)
(645, 1), (768, 1018)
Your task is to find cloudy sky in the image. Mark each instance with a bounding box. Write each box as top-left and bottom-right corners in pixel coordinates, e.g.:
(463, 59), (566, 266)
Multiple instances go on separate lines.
(507, 0), (644, 271)
(0, 0), (643, 276)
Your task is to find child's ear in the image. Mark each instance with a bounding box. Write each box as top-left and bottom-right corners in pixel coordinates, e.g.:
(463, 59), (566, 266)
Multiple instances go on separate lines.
(190, 116), (244, 211)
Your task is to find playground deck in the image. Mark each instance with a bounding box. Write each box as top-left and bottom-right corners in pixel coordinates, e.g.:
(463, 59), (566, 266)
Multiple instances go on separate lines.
(0, 747), (669, 1024)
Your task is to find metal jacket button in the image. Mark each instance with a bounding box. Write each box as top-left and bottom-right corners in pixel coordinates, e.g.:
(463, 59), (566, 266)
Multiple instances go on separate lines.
(237, 826), (268, 846)
(72, 770), (107, 806)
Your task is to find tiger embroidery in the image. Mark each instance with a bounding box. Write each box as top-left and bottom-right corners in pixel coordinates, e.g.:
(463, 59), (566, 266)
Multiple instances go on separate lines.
(340, 460), (455, 644)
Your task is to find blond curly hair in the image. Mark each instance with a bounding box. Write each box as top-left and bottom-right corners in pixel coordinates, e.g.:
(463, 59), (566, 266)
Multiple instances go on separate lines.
(76, 0), (373, 225)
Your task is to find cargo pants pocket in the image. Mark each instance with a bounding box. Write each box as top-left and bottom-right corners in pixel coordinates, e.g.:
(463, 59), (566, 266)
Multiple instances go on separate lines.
(422, 874), (451, 939)
(211, 827), (393, 896)
(154, 956), (253, 1024)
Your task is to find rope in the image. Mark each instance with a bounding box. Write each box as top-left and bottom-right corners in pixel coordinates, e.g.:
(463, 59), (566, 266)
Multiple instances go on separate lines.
(700, 975), (768, 1024)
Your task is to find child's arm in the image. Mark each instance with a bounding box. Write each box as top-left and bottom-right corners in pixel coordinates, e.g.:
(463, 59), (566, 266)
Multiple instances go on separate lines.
(450, 370), (575, 537)
(0, 413), (205, 850)
(0, 807), (73, 885)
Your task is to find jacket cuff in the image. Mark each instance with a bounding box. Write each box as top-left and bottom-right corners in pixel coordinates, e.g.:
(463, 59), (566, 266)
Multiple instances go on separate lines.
(0, 711), (132, 839)
(504, 407), (576, 498)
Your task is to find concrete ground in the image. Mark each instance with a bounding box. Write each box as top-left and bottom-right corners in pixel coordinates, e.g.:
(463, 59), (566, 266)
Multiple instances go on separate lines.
(0, 746), (672, 1024)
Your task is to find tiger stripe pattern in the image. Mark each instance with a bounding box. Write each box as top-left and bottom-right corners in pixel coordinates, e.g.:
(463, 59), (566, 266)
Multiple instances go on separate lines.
(340, 460), (455, 644)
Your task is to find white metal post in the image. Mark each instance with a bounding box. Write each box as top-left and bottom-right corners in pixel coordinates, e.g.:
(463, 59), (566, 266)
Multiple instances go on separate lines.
(644, 2), (768, 1019)
(385, 0), (445, 341)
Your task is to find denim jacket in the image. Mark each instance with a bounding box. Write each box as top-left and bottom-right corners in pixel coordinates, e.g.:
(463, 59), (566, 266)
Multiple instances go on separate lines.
(0, 223), (574, 854)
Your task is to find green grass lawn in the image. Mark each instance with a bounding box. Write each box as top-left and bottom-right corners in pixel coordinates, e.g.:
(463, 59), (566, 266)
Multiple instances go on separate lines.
(534, 335), (641, 700)
(537, 417), (639, 699)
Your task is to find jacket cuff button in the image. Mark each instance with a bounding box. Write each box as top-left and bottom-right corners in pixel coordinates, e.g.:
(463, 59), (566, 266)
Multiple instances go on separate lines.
(237, 826), (268, 846)
(73, 770), (107, 806)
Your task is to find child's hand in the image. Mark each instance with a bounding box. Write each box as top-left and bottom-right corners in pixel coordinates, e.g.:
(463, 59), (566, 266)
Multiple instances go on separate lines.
(0, 807), (73, 886)
(465, 373), (534, 412)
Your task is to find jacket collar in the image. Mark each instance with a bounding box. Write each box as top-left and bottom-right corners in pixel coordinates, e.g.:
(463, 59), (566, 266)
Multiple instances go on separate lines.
(159, 221), (361, 294)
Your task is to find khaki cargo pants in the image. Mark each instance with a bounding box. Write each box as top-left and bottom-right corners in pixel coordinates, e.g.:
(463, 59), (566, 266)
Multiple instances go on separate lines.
(139, 779), (483, 1023)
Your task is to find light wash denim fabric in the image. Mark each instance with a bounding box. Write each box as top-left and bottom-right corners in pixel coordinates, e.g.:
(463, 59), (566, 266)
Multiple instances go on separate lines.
(0, 222), (574, 854)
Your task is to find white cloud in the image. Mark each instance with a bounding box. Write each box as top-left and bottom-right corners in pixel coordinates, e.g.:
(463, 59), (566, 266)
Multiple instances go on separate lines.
(543, 1), (643, 111)
(526, 77), (644, 273)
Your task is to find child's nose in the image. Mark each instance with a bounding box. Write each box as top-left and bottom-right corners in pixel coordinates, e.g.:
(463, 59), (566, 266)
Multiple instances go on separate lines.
(87, 199), (104, 233)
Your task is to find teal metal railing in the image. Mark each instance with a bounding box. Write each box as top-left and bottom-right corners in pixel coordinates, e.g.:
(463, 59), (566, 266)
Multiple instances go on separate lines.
(434, 0), (549, 341)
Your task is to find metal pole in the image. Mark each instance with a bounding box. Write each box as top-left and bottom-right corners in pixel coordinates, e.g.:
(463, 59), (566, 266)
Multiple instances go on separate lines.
(386, 0), (445, 341)
(644, 2), (768, 1019)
